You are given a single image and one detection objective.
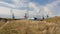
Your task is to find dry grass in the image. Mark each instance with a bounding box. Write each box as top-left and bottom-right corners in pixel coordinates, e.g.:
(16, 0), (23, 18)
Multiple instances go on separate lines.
(0, 19), (59, 34)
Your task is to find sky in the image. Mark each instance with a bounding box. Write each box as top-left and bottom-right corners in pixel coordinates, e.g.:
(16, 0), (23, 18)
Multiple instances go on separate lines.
(0, 0), (60, 18)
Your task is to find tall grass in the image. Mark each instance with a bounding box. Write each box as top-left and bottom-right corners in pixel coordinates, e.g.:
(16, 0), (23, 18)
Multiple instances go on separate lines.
(0, 19), (59, 34)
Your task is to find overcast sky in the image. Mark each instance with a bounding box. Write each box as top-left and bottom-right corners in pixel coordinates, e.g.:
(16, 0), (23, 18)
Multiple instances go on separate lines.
(0, 0), (60, 18)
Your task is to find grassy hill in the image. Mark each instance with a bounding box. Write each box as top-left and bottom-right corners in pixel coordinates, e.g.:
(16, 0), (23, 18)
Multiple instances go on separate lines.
(45, 16), (60, 22)
(0, 16), (60, 34)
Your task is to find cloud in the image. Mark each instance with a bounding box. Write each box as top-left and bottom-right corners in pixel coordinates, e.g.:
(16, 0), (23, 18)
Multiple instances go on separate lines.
(0, 0), (28, 18)
(29, 2), (53, 18)
(29, 2), (40, 17)
(0, 6), (10, 15)
(0, 6), (27, 18)
(12, 9), (27, 18)
(12, 0), (28, 9)
(0, 0), (60, 18)
(29, 0), (60, 17)
(0, 1), (16, 8)
(0, 0), (28, 9)
(44, 0), (60, 17)
(0, 0), (14, 4)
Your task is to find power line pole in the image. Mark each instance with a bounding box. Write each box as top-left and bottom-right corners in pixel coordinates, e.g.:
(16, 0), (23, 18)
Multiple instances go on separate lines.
(10, 8), (15, 19)
(24, 0), (29, 19)
(26, 0), (29, 19)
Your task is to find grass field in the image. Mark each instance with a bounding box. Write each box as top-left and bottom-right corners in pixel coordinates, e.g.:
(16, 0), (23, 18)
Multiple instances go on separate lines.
(0, 17), (60, 34)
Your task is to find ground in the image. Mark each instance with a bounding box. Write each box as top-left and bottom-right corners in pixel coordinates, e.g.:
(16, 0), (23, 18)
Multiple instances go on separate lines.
(0, 17), (60, 34)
